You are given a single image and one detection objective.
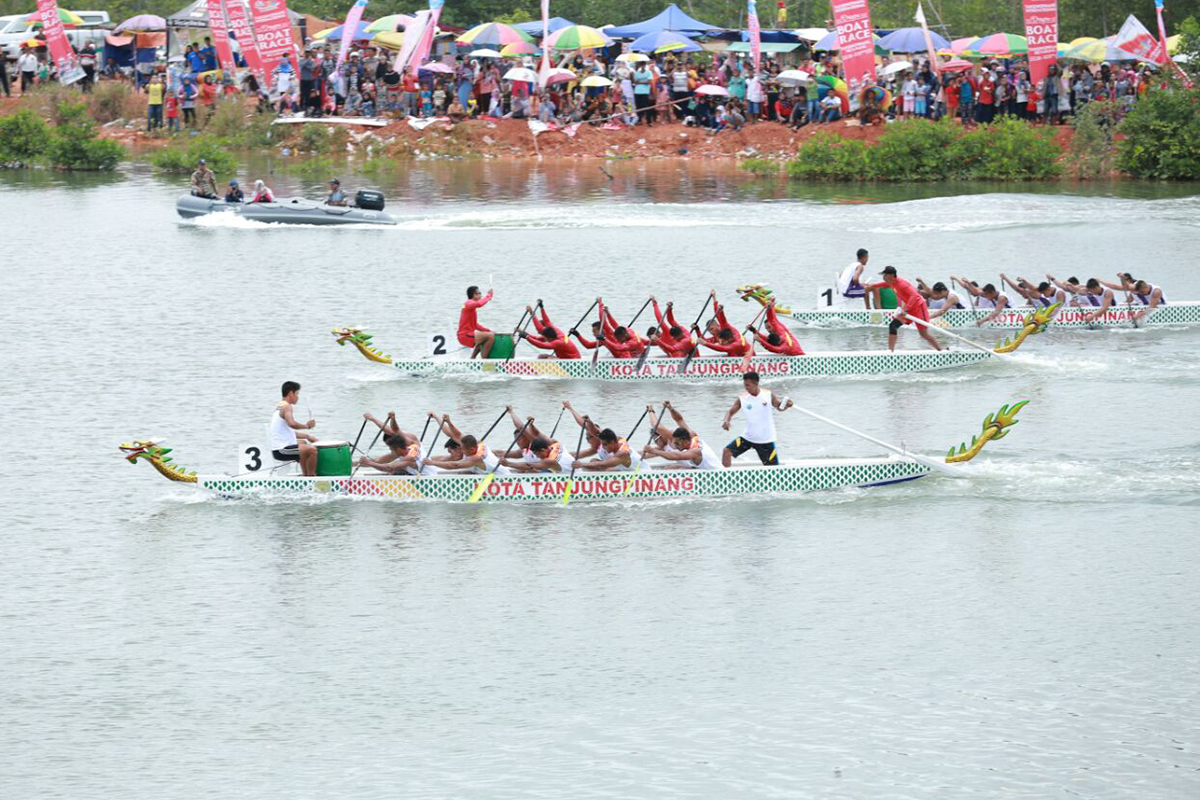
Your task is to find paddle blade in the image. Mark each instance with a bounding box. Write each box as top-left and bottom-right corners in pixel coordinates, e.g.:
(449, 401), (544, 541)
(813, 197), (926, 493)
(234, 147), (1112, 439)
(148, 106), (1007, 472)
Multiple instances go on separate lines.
(561, 479), (575, 506)
(467, 473), (495, 503)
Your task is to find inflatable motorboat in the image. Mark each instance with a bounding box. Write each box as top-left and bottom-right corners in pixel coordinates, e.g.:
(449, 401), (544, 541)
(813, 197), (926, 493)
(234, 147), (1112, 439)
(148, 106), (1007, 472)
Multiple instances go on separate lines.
(176, 190), (396, 226)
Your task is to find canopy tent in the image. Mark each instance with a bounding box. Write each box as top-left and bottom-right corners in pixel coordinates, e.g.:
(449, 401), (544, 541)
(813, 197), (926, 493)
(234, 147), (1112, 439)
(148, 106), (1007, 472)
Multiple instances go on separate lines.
(512, 17), (574, 36)
(724, 41), (802, 53)
(167, 0), (303, 29)
(605, 3), (721, 39)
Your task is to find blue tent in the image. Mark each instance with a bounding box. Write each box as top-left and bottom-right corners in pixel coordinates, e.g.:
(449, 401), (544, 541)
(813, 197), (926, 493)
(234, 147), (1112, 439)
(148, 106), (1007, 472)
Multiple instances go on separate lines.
(606, 3), (721, 39)
(513, 17), (575, 36)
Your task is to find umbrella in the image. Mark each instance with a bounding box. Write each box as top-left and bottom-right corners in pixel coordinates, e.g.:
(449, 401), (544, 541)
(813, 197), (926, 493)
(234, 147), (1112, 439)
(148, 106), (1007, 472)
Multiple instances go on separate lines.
(543, 67), (577, 85)
(421, 62), (453, 73)
(21, 39), (46, 48)
(313, 21), (376, 42)
(1062, 37), (1123, 63)
(965, 33), (1028, 55)
(813, 29), (881, 52)
(878, 27), (951, 53)
(580, 75), (613, 87)
(365, 14), (414, 33)
(456, 22), (533, 47)
(880, 60), (913, 76)
(544, 25), (612, 51)
(503, 66), (539, 83)
(22, 8), (83, 26)
(628, 29), (699, 54)
(940, 58), (974, 72)
(860, 85), (893, 109)
(817, 75), (849, 112)
(776, 69), (810, 85)
(1166, 34), (1181, 54)
(1068, 36), (1098, 47)
(373, 32), (405, 50)
(114, 14), (166, 33)
(500, 42), (538, 56)
(616, 52), (649, 63)
(468, 48), (502, 57)
(792, 28), (830, 42)
(694, 84), (729, 97)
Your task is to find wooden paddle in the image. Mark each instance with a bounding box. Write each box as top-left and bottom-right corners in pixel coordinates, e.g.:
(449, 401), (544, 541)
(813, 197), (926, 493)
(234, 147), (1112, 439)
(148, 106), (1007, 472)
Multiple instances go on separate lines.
(560, 415), (590, 506)
(478, 407), (509, 442)
(506, 301), (542, 362)
(548, 406), (567, 439)
(954, 278), (982, 327)
(621, 402), (669, 496)
(467, 418), (532, 503)
(679, 294), (715, 373)
(347, 418), (368, 456)
(897, 312), (1017, 361)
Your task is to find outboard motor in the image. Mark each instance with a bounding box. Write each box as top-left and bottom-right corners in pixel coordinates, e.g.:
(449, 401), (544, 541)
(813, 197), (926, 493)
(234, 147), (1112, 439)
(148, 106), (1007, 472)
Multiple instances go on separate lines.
(355, 189), (385, 211)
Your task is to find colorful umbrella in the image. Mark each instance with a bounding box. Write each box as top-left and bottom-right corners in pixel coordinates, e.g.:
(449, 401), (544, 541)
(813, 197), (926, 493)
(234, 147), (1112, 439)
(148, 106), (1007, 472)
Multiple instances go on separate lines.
(365, 14), (414, 33)
(813, 30), (881, 51)
(615, 52), (649, 63)
(965, 33), (1028, 55)
(21, 39), (46, 48)
(543, 67), (578, 85)
(1062, 37), (1123, 63)
(22, 8), (84, 26)
(372, 32), (405, 50)
(940, 58), (974, 72)
(878, 27), (951, 53)
(860, 85), (893, 109)
(1166, 34), (1181, 54)
(421, 62), (453, 73)
(817, 75), (849, 112)
(113, 14), (166, 33)
(456, 22), (533, 47)
(580, 75), (613, 88)
(938, 37), (980, 56)
(468, 48), (501, 57)
(500, 41), (538, 56)
(694, 84), (729, 97)
(313, 21), (376, 42)
(544, 25), (612, 51)
(628, 29), (699, 54)
(1067, 36), (1098, 48)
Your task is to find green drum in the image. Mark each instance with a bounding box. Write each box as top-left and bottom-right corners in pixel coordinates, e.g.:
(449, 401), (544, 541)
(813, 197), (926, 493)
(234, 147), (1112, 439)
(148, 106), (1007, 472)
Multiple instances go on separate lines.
(487, 333), (516, 360)
(879, 288), (898, 309)
(315, 440), (352, 476)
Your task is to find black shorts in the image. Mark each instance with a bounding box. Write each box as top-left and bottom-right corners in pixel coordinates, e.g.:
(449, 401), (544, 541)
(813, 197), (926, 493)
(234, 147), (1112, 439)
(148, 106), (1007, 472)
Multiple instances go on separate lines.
(272, 445), (300, 462)
(724, 437), (779, 465)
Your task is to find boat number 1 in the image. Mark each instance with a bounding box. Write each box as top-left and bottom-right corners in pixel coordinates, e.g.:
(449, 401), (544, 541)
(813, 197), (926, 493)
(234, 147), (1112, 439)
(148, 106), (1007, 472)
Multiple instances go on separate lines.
(428, 334), (448, 357)
(243, 446), (262, 472)
(821, 289), (833, 307)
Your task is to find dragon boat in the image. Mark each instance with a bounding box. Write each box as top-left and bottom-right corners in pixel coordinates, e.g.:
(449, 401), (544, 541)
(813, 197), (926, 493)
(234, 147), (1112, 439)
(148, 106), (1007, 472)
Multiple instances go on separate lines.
(176, 195), (397, 226)
(119, 402), (1028, 504)
(329, 324), (1040, 382)
(737, 285), (1199, 331)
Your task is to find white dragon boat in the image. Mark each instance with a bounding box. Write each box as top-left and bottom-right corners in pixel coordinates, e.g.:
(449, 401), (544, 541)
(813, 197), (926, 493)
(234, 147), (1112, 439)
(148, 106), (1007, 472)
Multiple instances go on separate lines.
(736, 285), (1199, 330)
(119, 402), (1028, 504)
(329, 320), (1046, 382)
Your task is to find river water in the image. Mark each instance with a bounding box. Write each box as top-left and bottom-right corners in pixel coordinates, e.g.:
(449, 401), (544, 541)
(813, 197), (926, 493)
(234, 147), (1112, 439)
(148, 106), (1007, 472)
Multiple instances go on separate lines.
(2, 161), (1199, 798)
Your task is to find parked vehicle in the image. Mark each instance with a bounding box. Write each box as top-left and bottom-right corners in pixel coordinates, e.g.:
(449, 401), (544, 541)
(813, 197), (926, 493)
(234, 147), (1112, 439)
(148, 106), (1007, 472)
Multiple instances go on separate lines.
(1, 11), (111, 62)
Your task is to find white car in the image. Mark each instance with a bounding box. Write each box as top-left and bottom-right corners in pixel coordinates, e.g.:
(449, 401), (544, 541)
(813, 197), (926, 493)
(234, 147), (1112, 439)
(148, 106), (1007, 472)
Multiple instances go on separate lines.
(1, 11), (111, 61)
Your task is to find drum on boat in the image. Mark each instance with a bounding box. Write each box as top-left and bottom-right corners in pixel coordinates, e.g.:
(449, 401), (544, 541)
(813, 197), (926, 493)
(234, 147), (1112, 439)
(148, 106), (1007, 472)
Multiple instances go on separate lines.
(315, 440), (352, 476)
(487, 333), (517, 360)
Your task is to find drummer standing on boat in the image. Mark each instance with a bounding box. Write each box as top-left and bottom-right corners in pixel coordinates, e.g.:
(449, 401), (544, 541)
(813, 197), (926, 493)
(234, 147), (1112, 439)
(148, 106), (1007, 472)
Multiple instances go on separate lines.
(861, 267), (943, 351)
(269, 381), (317, 476)
(459, 284), (496, 359)
(721, 371), (793, 467)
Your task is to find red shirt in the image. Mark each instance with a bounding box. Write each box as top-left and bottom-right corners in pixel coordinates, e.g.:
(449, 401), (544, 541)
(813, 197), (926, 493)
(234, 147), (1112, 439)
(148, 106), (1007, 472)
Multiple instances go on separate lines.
(754, 305), (804, 355)
(699, 304), (751, 357)
(979, 79), (995, 105)
(524, 307), (581, 358)
(864, 277), (929, 322)
(457, 290), (492, 346)
(165, 96), (179, 117)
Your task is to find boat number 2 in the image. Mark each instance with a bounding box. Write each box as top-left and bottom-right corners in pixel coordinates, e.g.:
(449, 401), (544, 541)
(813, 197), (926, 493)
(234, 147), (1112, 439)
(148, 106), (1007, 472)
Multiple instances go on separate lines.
(821, 289), (833, 307)
(428, 334), (448, 357)
(243, 446), (262, 472)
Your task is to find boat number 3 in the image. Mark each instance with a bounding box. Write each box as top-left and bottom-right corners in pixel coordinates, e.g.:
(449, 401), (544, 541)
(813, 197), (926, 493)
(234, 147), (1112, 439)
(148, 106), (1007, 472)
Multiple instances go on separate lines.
(821, 289), (833, 307)
(428, 334), (448, 357)
(243, 446), (262, 472)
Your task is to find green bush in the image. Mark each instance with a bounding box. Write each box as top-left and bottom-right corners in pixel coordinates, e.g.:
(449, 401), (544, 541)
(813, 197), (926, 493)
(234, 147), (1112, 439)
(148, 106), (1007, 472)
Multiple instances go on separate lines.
(204, 100), (273, 147)
(1068, 100), (1122, 178)
(0, 109), (52, 166)
(785, 132), (870, 179)
(89, 81), (138, 123)
(299, 124), (331, 154)
(956, 118), (1061, 179)
(44, 101), (123, 170)
(1117, 88), (1200, 179)
(739, 156), (780, 176)
(871, 117), (961, 180)
(151, 136), (239, 174)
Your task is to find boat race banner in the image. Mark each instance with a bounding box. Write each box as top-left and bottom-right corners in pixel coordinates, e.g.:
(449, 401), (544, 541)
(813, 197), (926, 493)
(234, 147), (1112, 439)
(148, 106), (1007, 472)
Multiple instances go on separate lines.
(831, 0), (876, 85)
(1112, 13), (1166, 64)
(249, 0), (299, 78)
(36, 0), (84, 84)
(336, 0), (367, 71)
(207, 0), (237, 73)
(227, 0), (265, 80)
(747, 0), (762, 73)
(1022, 0), (1058, 87)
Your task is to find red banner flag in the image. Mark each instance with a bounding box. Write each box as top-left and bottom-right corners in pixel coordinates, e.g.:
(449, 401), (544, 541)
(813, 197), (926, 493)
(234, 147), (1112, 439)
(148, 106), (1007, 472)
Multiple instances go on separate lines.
(36, 0), (84, 84)
(226, 0), (264, 81)
(748, 0), (761, 73)
(1022, 0), (1058, 88)
(1113, 13), (1166, 65)
(207, 0), (237, 73)
(248, 0), (299, 79)
(831, 0), (876, 86)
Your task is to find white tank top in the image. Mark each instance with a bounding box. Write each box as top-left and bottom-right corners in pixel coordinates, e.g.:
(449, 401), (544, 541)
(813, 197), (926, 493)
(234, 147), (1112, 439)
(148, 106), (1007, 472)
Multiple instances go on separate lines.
(1134, 284), (1166, 305)
(598, 439), (640, 471)
(472, 444), (500, 474)
(667, 436), (722, 470)
(740, 390), (777, 444)
(976, 293), (1009, 310)
(928, 297), (945, 309)
(268, 402), (297, 450)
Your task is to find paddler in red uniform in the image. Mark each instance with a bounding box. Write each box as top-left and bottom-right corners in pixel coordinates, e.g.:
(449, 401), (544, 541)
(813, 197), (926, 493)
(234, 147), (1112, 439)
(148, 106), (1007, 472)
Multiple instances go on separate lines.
(696, 293), (752, 357)
(518, 303), (581, 359)
(458, 284), (495, 359)
(861, 266), (942, 351)
(573, 299), (645, 359)
(748, 299), (804, 356)
(646, 297), (694, 357)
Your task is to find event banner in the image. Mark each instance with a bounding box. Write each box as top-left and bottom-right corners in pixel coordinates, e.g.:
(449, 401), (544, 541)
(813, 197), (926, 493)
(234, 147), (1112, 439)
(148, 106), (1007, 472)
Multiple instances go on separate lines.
(207, 0), (236, 73)
(1113, 13), (1166, 64)
(36, 0), (84, 84)
(249, 0), (299, 78)
(831, 0), (876, 85)
(747, 0), (761, 73)
(226, 0), (264, 81)
(1022, 0), (1059, 87)
(336, 0), (368, 71)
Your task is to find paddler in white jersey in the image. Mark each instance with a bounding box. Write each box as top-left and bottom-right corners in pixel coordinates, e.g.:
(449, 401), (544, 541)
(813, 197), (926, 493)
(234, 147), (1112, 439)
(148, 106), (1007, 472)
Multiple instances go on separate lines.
(1077, 278), (1118, 323)
(642, 402), (722, 470)
(721, 371), (793, 467)
(269, 380), (318, 475)
(428, 413), (509, 474)
(835, 247), (875, 308)
(505, 436), (575, 473)
(359, 412), (433, 474)
(1002, 273), (1065, 309)
(1046, 274), (1086, 307)
(571, 428), (642, 472)
(1100, 273), (1167, 321)
(955, 278), (1011, 325)
(918, 280), (965, 320)
(503, 405), (550, 468)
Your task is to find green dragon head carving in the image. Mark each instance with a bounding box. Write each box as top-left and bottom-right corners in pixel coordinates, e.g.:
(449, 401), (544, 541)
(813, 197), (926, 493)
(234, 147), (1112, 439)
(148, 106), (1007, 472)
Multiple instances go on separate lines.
(945, 400), (1029, 463)
(736, 284), (792, 315)
(331, 327), (393, 364)
(119, 439), (197, 483)
(994, 303), (1060, 354)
